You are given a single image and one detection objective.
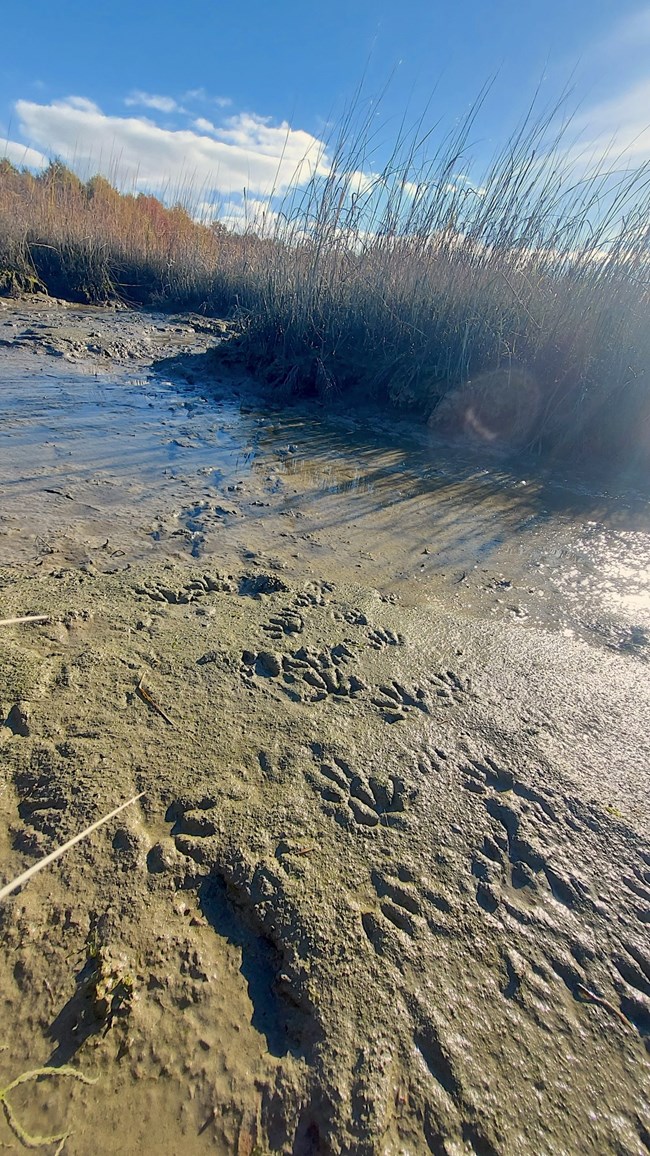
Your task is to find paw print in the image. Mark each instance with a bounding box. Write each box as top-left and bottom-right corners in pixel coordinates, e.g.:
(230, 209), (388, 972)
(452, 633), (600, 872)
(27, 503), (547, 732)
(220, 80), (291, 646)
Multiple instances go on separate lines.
(371, 680), (430, 722)
(367, 627), (404, 650)
(282, 646), (365, 702)
(295, 581), (335, 607)
(362, 865), (454, 954)
(307, 758), (410, 830)
(428, 669), (472, 703)
(261, 606), (304, 639)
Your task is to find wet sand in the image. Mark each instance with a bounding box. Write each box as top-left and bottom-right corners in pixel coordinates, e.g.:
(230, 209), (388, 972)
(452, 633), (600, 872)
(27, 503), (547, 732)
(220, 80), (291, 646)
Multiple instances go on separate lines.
(0, 299), (649, 1155)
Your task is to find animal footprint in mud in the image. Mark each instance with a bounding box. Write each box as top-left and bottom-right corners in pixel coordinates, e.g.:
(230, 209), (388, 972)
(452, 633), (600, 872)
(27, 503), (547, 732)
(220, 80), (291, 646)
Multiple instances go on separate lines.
(333, 606), (368, 627)
(428, 669), (472, 704)
(371, 680), (430, 722)
(307, 757), (410, 830)
(608, 937), (650, 1037)
(134, 572), (232, 604)
(15, 792), (68, 850)
(368, 867), (425, 937)
(238, 572), (289, 598)
(14, 755), (70, 847)
(294, 580), (335, 608)
(282, 645), (366, 702)
(462, 764), (583, 916)
(413, 747), (450, 776)
(621, 852), (650, 926)
(462, 756), (558, 819)
(366, 626), (404, 650)
(362, 866), (454, 956)
(165, 797), (220, 867)
(261, 606), (304, 639)
(475, 795), (549, 901)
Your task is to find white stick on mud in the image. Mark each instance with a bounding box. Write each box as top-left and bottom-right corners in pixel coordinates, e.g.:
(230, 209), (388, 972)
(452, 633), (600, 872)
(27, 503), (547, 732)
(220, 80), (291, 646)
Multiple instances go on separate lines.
(0, 615), (51, 627)
(0, 793), (145, 901)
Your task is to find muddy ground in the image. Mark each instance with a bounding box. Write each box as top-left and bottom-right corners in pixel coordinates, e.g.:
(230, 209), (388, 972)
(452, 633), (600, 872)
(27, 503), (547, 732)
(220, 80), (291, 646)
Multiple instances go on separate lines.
(0, 298), (649, 1155)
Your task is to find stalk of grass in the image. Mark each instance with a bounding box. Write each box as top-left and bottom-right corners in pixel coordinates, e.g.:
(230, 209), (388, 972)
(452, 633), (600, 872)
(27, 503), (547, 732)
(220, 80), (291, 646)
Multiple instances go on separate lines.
(230, 92), (650, 474)
(0, 793), (144, 902)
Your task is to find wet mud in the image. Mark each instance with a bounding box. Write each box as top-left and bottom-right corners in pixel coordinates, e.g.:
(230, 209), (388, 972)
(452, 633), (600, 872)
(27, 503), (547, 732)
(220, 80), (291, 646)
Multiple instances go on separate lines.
(0, 299), (649, 1155)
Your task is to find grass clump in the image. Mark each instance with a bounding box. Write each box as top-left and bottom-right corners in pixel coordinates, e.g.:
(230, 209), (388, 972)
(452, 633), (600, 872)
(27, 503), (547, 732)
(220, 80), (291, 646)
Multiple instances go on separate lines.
(2, 86), (650, 475)
(229, 97), (650, 474)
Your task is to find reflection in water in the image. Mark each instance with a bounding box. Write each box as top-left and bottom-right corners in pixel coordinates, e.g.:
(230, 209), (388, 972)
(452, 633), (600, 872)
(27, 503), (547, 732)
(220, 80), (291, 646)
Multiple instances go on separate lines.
(0, 364), (246, 495)
(280, 456), (376, 494)
(1, 356), (649, 637)
(252, 416), (650, 629)
(555, 526), (650, 622)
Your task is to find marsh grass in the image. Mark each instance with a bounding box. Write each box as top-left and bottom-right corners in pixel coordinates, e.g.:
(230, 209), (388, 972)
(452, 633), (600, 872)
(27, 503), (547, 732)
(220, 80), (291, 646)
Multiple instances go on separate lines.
(2, 90), (650, 472)
(232, 97), (650, 472)
(0, 159), (247, 307)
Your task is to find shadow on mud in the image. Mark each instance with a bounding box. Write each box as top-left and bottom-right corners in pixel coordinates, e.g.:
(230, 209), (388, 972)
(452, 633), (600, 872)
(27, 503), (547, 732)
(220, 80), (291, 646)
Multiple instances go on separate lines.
(47, 950), (133, 1066)
(154, 345), (650, 533)
(197, 875), (310, 1060)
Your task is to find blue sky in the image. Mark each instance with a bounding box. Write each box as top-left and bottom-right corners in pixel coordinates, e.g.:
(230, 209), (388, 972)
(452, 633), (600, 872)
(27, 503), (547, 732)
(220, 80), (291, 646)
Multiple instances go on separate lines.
(2, 1), (650, 224)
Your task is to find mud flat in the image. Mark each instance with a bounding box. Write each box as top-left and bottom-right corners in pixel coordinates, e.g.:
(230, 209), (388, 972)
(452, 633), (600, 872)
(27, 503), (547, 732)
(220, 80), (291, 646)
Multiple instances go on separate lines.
(0, 300), (649, 1155)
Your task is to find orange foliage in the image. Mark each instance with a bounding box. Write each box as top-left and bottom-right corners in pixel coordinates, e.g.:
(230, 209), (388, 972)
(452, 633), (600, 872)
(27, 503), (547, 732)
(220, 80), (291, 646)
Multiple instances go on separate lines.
(0, 159), (241, 304)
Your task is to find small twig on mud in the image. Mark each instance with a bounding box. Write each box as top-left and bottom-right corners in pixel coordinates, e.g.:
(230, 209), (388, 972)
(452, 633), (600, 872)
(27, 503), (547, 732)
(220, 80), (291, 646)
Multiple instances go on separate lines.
(0, 793), (145, 902)
(576, 982), (634, 1029)
(135, 676), (176, 728)
(0, 615), (51, 628)
(296, 846), (317, 856)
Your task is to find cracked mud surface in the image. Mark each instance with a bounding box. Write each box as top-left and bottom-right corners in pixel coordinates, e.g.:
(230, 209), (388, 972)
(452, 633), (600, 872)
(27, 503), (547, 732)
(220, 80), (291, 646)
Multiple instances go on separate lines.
(0, 301), (649, 1155)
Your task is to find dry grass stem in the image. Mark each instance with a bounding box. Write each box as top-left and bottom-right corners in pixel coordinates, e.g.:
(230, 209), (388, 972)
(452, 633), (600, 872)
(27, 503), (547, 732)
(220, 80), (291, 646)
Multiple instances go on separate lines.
(0, 616), (51, 628)
(135, 676), (176, 727)
(0, 794), (145, 902)
(575, 982), (634, 1029)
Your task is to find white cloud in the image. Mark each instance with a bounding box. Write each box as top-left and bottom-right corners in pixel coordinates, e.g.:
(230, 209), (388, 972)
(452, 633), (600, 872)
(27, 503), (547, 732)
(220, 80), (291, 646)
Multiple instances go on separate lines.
(207, 196), (279, 234)
(182, 88), (231, 108)
(563, 6), (650, 169)
(444, 174), (486, 197)
(215, 112), (325, 173)
(0, 137), (48, 170)
(182, 88), (207, 103)
(15, 96), (330, 198)
(124, 88), (232, 114)
(124, 91), (179, 113)
(193, 117), (217, 134)
(399, 178), (422, 198)
(345, 170), (382, 196)
(193, 199), (222, 222)
(62, 96), (102, 114)
(569, 77), (650, 166)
